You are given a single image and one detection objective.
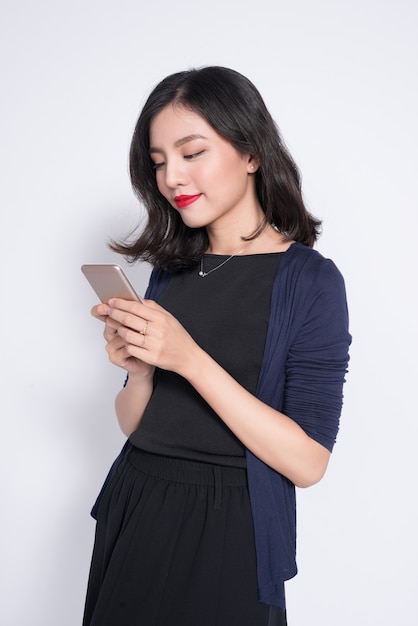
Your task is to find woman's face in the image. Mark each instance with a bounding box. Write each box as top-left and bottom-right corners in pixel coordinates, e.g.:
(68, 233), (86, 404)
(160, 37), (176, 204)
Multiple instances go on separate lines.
(149, 105), (259, 232)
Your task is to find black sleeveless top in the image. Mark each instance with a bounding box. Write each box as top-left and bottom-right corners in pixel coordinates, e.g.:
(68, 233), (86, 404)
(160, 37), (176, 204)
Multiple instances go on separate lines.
(129, 253), (283, 467)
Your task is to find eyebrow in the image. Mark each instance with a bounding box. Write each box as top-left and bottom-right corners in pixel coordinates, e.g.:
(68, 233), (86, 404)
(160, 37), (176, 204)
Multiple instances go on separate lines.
(149, 134), (207, 154)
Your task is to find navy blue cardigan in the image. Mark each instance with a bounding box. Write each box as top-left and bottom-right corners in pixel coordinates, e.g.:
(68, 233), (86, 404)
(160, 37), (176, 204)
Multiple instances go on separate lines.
(93, 242), (350, 609)
(143, 242), (350, 608)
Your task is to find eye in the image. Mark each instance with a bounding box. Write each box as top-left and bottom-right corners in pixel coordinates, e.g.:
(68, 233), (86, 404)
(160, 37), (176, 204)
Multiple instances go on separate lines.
(184, 150), (205, 160)
(152, 161), (165, 170)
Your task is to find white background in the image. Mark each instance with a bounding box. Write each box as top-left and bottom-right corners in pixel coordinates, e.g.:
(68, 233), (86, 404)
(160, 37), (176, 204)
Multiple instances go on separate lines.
(1, 1), (417, 624)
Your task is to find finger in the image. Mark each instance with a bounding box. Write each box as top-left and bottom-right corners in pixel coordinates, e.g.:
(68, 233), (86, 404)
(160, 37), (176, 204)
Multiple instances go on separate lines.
(106, 335), (142, 366)
(91, 303), (111, 323)
(107, 339), (148, 370)
(105, 335), (126, 355)
(107, 298), (163, 322)
(108, 308), (151, 335)
(117, 322), (149, 348)
(102, 316), (121, 342)
(107, 298), (146, 314)
(125, 338), (148, 360)
(104, 325), (118, 341)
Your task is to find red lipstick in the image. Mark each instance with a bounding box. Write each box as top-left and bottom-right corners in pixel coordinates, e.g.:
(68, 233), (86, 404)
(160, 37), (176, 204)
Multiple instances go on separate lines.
(174, 194), (202, 208)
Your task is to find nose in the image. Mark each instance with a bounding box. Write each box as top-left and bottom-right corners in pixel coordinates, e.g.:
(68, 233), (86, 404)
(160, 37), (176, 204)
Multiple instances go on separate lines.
(163, 159), (188, 189)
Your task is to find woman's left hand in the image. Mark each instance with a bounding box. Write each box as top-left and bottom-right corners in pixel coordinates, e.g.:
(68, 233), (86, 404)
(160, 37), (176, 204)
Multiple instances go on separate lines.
(105, 298), (201, 377)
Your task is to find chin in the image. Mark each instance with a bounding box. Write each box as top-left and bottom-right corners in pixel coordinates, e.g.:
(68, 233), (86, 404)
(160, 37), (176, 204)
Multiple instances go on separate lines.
(177, 215), (209, 230)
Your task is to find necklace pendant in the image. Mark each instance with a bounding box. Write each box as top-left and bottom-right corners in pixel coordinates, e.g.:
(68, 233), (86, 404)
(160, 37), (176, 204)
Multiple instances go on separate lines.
(199, 247), (248, 278)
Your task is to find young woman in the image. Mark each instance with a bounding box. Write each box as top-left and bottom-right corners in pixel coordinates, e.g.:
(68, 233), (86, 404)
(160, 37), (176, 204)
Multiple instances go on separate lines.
(82, 66), (351, 626)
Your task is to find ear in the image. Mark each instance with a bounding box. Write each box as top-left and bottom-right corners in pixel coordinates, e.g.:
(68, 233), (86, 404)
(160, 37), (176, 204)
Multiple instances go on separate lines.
(246, 155), (260, 174)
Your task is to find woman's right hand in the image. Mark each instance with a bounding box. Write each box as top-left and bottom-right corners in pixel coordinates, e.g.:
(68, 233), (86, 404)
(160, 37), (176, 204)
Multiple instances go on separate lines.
(91, 302), (155, 379)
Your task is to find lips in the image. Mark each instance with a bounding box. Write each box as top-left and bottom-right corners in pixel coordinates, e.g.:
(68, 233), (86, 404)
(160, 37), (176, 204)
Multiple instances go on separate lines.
(174, 194), (202, 208)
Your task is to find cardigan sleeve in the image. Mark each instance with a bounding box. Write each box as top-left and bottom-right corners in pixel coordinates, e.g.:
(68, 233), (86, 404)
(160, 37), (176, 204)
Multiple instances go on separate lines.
(247, 244), (351, 608)
(282, 257), (351, 451)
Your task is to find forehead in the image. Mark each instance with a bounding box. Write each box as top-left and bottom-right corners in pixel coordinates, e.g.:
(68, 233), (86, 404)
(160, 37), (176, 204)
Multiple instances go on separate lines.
(149, 105), (215, 146)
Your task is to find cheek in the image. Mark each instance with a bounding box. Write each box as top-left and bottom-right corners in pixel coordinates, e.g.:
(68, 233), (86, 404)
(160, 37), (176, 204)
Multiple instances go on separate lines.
(155, 173), (168, 196)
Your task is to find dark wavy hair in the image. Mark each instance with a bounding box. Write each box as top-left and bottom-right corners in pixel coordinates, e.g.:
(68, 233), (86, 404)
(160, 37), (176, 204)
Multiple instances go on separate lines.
(110, 66), (321, 270)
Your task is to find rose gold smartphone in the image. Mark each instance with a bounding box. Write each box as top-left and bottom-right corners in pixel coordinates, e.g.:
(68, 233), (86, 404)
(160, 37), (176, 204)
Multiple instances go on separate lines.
(81, 264), (143, 303)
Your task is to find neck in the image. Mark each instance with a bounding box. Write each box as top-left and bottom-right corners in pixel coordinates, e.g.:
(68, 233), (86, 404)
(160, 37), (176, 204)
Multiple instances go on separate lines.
(206, 241), (253, 256)
(205, 223), (291, 256)
(205, 204), (266, 255)
(206, 224), (262, 255)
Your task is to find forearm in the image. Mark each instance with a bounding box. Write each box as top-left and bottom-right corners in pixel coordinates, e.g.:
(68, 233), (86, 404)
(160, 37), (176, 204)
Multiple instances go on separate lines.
(105, 297), (332, 484)
(182, 347), (330, 488)
(115, 371), (154, 437)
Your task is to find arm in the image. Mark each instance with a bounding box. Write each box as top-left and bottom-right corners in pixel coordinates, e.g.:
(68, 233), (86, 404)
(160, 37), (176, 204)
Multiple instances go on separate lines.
(181, 347), (331, 488)
(91, 302), (155, 436)
(114, 371), (154, 437)
(105, 298), (334, 487)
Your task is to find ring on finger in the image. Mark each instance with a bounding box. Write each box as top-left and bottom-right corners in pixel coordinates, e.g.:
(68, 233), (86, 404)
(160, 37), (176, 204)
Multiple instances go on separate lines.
(139, 321), (148, 336)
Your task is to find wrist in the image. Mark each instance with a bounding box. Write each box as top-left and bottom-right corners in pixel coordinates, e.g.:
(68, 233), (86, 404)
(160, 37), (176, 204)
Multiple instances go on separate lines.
(180, 345), (212, 385)
(126, 367), (155, 385)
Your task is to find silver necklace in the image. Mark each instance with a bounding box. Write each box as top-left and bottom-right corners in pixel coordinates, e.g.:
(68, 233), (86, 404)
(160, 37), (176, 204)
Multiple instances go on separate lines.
(198, 246), (249, 277)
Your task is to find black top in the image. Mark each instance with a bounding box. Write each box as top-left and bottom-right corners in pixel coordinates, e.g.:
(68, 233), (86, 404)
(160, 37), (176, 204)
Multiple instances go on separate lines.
(129, 253), (283, 467)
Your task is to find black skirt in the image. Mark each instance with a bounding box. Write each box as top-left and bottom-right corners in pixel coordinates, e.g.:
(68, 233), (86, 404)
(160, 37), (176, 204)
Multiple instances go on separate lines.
(83, 446), (287, 626)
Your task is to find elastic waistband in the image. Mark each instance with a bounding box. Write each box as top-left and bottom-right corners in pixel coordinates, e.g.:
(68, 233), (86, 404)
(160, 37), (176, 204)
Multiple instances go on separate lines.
(126, 446), (248, 488)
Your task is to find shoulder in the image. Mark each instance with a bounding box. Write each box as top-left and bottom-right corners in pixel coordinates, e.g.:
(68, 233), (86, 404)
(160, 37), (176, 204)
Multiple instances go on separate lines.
(281, 242), (345, 287)
(273, 243), (349, 323)
(272, 244), (351, 357)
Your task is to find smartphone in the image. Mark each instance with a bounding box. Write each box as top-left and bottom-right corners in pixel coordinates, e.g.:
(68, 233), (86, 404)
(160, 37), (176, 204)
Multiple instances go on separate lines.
(81, 264), (142, 303)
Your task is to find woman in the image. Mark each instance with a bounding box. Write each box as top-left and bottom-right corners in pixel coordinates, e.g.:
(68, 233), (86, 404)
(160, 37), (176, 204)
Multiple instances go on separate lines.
(83, 66), (351, 626)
